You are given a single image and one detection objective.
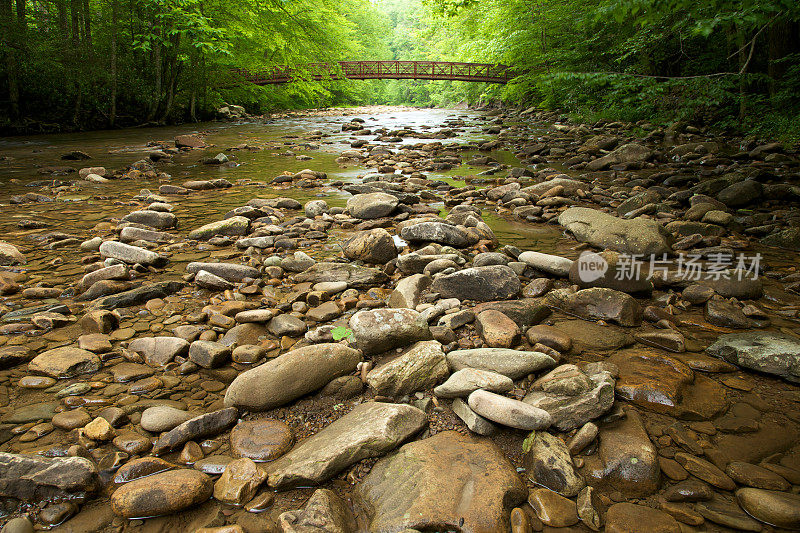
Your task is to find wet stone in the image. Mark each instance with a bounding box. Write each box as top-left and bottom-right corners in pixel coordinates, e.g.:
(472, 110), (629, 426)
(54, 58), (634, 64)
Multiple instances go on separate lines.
(357, 431), (527, 533)
(153, 407), (239, 455)
(51, 408), (91, 430)
(527, 488), (579, 527)
(213, 458), (267, 506)
(110, 469), (213, 518)
(230, 419), (294, 462)
(605, 502), (680, 533)
(114, 457), (174, 483)
(140, 405), (196, 432)
(524, 430), (585, 497)
(28, 347), (101, 378)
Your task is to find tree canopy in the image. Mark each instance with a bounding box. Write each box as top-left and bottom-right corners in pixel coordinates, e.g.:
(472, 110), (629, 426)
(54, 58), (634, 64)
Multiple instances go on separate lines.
(2, 0), (798, 139)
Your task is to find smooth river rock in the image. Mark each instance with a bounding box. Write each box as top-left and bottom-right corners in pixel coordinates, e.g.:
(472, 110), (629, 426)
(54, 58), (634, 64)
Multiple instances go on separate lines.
(224, 343), (361, 411)
(431, 265), (521, 302)
(446, 348), (557, 379)
(0, 453), (99, 504)
(366, 340), (448, 397)
(706, 331), (800, 383)
(110, 469), (213, 518)
(28, 347), (101, 378)
(467, 389), (552, 430)
(153, 407), (239, 455)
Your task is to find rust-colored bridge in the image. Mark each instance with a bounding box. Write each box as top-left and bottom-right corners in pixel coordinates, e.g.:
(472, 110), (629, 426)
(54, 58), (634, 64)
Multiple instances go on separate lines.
(231, 61), (516, 85)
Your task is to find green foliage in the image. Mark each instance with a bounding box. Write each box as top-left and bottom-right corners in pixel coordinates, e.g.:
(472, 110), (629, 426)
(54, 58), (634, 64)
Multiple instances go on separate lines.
(2, 0), (799, 140)
(331, 326), (354, 342)
(521, 431), (536, 453)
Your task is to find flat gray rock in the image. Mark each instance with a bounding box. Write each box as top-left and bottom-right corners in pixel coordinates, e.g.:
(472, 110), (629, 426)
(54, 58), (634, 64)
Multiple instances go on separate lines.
(706, 332), (800, 382)
(434, 368), (514, 398)
(265, 402), (426, 489)
(467, 389), (552, 430)
(558, 207), (672, 256)
(446, 348), (557, 379)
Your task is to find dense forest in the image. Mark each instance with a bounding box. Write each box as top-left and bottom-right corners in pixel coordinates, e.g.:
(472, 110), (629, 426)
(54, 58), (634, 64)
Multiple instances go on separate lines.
(1, 0), (799, 140)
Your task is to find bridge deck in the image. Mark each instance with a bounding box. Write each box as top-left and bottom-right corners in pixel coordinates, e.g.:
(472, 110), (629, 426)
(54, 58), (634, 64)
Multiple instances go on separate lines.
(232, 61), (515, 85)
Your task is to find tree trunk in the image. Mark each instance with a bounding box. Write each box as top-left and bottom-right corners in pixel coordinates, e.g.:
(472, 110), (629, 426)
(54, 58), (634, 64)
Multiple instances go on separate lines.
(57, 0), (69, 36)
(14, 0), (24, 40)
(109, 0), (117, 127)
(82, 0), (91, 47)
(189, 47), (198, 122)
(159, 33), (181, 123)
(736, 26), (747, 122)
(767, 18), (800, 98)
(146, 30), (162, 122)
(70, 0), (80, 44)
(1, 0), (19, 119)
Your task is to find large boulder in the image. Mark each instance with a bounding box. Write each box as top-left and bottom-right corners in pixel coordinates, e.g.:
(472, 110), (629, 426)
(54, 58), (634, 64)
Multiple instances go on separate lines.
(446, 348), (557, 379)
(546, 287), (643, 327)
(127, 336), (189, 367)
(347, 192), (398, 219)
(188, 216), (250, 241)
(431, 265), (520, 302)
(706, 332), (800, 383)
(558, 207), (672, 255)
(279, 489), (357, 533)
(596, 409), (660, 497)
(342, 228), (398, 264)
(265, 402), (426, 489)
(524, 431), (585, 497)
(99, 241), (167, 267)
(224, 344), (361, 411)
(110, 469), (213, 518)
(94, 281), (184, 310)
(388, 274), (431, 309)
(186, 262), (259, 282)
(120, 210), (177, 230)
(0, 453), (99, 504)
(523, 363), (616, 431)
(152, 407), (239, 455)
(350, 308), (432, 355)
(356, 431), (527, 533)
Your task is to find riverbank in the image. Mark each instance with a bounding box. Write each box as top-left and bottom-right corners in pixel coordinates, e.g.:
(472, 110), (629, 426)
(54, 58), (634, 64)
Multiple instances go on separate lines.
(0, 106), (799, 531)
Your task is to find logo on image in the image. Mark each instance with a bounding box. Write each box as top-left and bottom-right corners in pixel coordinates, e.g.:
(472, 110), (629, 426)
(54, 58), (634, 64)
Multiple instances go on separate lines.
(576, 251), (608, 283)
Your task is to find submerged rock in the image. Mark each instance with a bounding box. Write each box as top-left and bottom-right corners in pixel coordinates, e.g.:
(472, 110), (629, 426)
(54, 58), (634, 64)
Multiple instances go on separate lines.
(28, 347), (101, 378)
(706, 331), (800, 383)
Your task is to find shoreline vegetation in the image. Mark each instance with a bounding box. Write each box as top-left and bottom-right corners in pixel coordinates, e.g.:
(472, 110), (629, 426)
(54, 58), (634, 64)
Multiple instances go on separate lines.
(1, 0), (799, 142)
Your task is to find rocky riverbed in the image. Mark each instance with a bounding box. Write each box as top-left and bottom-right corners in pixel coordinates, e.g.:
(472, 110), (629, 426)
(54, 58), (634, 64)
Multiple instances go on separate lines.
(0, 106), (799, 532)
